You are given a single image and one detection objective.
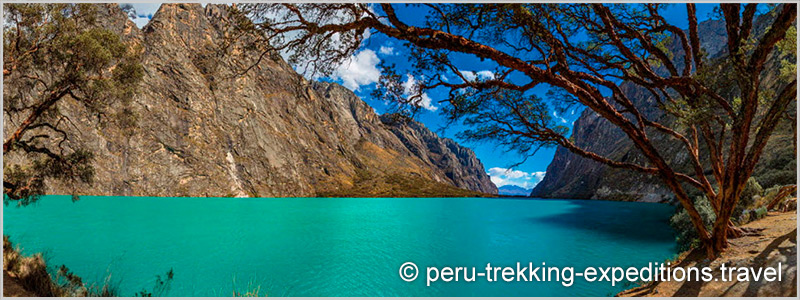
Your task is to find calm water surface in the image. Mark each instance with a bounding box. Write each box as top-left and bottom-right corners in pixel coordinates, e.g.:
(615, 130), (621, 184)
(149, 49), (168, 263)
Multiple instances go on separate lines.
(3, 196), (677, 296)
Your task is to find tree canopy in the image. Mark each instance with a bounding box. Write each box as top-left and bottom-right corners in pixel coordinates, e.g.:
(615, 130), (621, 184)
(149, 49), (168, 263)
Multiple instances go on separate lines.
(3, 4), (143, 205)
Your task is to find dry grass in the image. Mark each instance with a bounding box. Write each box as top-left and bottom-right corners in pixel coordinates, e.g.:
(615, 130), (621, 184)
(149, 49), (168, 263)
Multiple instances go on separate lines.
(3, 235), (118, 297)
(4, 235), (63, 296)
(317, 140), (494, 198)
(230, 276), (267, 297)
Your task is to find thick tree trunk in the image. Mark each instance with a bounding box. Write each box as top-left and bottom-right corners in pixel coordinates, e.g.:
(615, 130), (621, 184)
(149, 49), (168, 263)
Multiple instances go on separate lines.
(712, 212), (731, 249)
(706, 213), (732, 259)
(705, 177), (749, 258)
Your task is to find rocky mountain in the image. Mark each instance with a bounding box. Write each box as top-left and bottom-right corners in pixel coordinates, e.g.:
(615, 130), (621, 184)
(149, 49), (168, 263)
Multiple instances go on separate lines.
(497, 185), (532, 197)
(2, 3), (497, 197)
(531, 15), (796, 202)
(379, 115), (498, 194)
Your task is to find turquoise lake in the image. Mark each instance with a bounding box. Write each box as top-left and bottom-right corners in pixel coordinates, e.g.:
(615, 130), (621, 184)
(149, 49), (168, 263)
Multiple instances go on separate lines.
(3, 196), (678, 296)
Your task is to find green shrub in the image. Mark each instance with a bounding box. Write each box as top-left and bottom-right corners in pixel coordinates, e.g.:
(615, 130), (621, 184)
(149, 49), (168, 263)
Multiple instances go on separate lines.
(756, 170), (796, 189)
(739, 206), (770, 225)
(669, 196), (716, 252)
(733, 177), (763, 222)
(754, 207), (768, 220)
(765, 185), (782, 194)
(738, 209), (751, 224)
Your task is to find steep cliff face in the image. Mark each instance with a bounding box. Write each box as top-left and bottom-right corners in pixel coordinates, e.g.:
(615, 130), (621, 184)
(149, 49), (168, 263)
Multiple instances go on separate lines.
(531, 16), (795, 202)
(530, 93), (677, 202)
(3, 4), (497, 197)
(379, 115), (498, 194)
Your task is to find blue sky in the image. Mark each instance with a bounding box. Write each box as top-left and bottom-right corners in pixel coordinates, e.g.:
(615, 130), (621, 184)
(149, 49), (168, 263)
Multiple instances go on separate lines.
(123, 3), (718, 190)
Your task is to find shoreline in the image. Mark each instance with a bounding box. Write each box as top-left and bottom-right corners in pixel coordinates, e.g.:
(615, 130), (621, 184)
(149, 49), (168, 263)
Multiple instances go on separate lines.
(7, 193), (678, 202)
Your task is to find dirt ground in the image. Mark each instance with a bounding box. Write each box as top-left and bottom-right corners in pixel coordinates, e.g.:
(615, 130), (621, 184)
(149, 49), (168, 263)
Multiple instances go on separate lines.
(618, 211), (797, 297)
(3, 271), (36, 297)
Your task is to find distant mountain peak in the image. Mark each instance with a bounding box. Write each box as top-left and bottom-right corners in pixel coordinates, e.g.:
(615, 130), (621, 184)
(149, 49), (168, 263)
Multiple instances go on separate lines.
(498, 185), (532, 196)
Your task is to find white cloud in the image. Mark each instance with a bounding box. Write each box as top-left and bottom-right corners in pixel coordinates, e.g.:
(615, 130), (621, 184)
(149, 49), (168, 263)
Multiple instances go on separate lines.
(459, 70), (477, 82)
(120, 3), (159, 28)
(476, 70), (495, 80)
(331, 49), (381, 91)
(379, 46), (396, 55)
(123, 3), (160, 16)
(487, 167), (546, 189)
(552, 111), (568, 124)
(457, 70), (495, 82)
(402, 74), (437, 111)
(132, 17), (151, 28)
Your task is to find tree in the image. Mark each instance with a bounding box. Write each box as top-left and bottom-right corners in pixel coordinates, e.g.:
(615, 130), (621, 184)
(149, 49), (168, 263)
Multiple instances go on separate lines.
(239, 3), (796, 258)
(3, 4), (143, 205)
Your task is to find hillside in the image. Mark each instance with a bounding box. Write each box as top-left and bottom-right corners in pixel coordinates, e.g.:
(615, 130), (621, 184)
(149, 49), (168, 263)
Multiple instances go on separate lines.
(2, 4), (497, 198)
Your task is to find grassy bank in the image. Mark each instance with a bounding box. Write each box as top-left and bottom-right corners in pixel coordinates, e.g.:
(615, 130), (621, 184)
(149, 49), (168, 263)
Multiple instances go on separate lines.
(3, 235), (117, 297)
(3, 235), (178, 297)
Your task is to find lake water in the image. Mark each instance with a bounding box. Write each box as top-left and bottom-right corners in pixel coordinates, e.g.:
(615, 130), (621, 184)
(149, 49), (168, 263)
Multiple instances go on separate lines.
(3, 196), (678, 296)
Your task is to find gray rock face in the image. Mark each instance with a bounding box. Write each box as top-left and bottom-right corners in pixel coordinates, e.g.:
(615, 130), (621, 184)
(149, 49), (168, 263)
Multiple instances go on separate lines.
(530, 96), (676, 202)
(3, 4), (496, 197)
(531, 15), (795, 202)
(379, 115), (498, 194)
